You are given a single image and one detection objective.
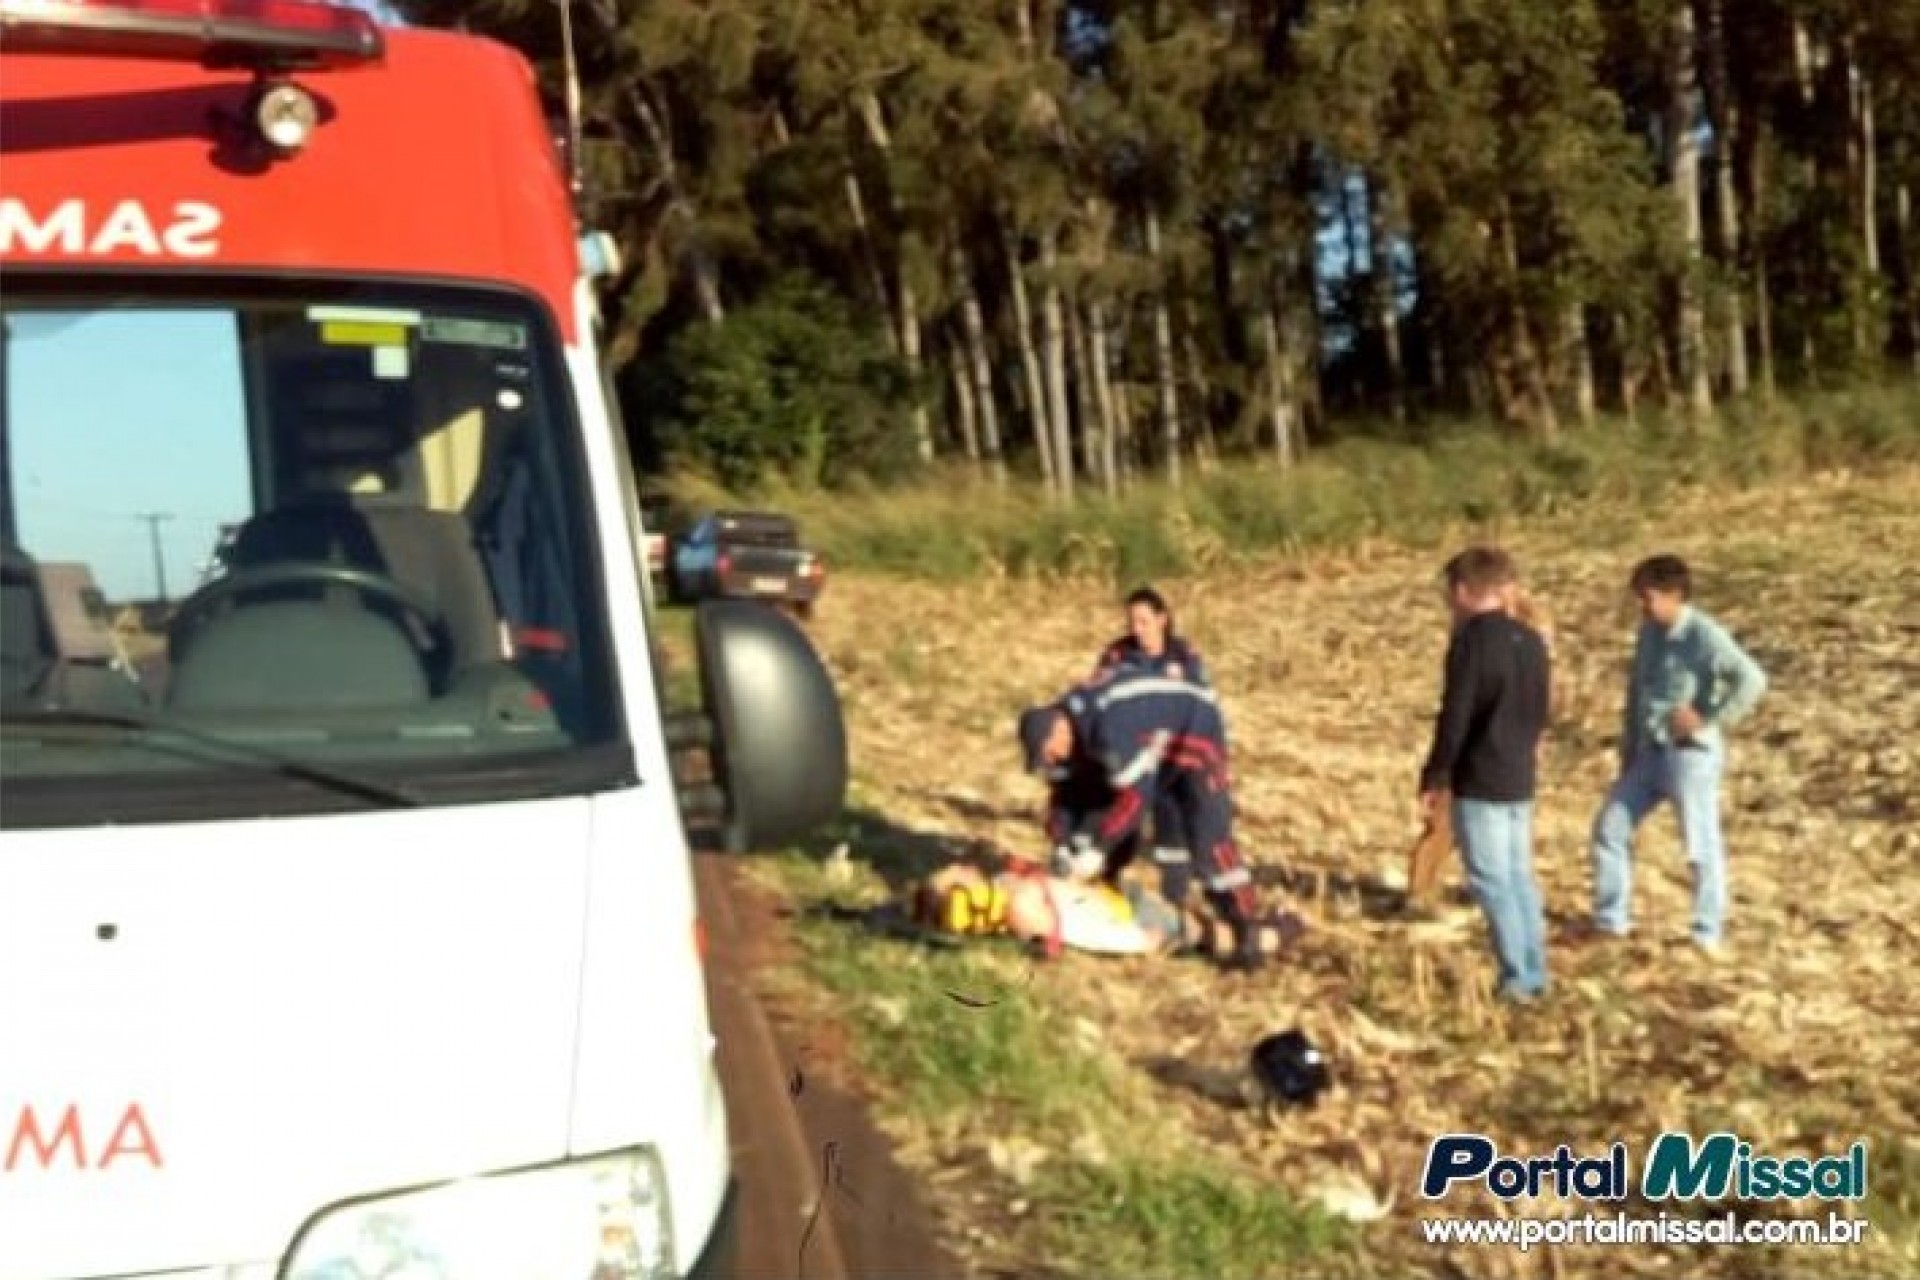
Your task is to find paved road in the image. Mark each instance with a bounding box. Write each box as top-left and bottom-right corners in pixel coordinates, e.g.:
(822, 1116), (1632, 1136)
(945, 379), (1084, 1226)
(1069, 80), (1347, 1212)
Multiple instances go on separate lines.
(695, 853), (954, 1280)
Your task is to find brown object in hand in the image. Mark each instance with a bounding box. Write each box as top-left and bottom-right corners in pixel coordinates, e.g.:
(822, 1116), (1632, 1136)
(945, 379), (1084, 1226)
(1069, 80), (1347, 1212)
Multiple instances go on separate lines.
(1405, 811), (1454, 905)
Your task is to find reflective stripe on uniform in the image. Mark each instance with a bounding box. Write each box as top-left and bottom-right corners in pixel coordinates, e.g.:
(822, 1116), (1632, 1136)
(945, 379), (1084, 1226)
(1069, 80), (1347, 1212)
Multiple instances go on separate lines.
(1111, 729), (1171, 787)
(1093, 677), (1219, 710)
(1207, 866), (1253, 891)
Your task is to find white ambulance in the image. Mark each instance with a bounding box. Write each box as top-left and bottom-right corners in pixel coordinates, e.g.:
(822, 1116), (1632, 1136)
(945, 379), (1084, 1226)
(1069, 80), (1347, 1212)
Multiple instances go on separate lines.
(0, 2), (848, 1276)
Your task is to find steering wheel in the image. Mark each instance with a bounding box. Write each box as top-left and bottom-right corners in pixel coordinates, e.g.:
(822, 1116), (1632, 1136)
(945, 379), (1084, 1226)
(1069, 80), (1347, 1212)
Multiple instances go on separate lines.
(169, 561), (455, 679)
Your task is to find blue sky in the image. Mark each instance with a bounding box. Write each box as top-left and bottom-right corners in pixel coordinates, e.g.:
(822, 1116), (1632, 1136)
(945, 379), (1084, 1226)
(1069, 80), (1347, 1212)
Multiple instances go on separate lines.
(1, 0), (399, 605)
(7, 312), (252, 602)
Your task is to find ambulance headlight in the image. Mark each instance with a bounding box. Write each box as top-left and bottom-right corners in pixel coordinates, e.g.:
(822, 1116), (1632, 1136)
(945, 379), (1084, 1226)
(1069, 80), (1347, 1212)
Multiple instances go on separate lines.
(283, 1146), (676, 1280)
(254, 81), (319, 153)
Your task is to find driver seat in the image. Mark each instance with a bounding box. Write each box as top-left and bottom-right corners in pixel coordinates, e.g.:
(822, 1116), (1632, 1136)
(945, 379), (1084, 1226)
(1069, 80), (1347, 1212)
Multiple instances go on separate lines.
(218, 494), (504, 681)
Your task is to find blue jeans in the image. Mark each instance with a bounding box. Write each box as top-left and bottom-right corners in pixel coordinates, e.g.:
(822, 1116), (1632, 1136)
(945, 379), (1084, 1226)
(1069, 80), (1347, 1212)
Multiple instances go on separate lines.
(1590, 743), (1727, 943)
(1452, 799), (1548, 999)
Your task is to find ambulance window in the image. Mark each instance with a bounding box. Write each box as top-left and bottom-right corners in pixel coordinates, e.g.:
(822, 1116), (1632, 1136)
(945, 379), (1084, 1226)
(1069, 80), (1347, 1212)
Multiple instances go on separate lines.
(4, 310), (253, 609)
(1, 290), (625, 825)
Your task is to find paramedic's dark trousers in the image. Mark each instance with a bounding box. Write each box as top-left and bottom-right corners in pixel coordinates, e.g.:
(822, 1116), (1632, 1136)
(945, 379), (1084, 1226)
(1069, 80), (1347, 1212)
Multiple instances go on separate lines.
(1159, 772), (1260, 959)
(1150, 794), (1191, 900)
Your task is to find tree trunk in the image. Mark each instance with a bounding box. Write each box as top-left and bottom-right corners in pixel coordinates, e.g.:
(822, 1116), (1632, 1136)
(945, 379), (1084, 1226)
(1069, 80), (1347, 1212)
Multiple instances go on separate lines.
(1001, 215), (1056, 490)
(1066, 296), (1099, 483)
(953, 242), (1007, 481)
(899, 281), (934, 463)
(1145, 209), (1183, 487)
(1702, 0), (1749, 396)
(1854, 57), (1880, 361)
(626, 87), (724, 324)
(1793, 19), (1820, 379)
(1498, 206), (1558, 439)
(946, 328), (980, 465)
(844, 171), (898, 353)
(1208, 218), (1246, 365)
(1109, 308), (1136, 489)
(1425, 306), (1450, 403)
(1745, 112), (1778, 401)
(1616, 312), (1641, 425)
(1668, 1), (1712, 420)
(854, 92), (932, 462)
(1087, 299), (1121, 496)
(1112, 373), (1137, 490)
(1293, 245), (1325, 440)
(1564, 301), (1596, 428)
(1039, 230), (1076, 501)
(1368, 172), (1407, 422)
(1260, 295), (1297, 468)
(1466, 363), (1490, 418)
(1183, 329), (1218, 468)
(1900, 181), (1920, 378)
(1652, 333), (1680, 415)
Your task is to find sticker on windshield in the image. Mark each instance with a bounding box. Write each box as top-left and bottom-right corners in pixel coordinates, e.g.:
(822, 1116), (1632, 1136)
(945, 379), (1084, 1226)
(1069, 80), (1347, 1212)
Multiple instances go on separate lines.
(307, 305), (423, 325)
(421, 317), (527, 351)
(372, 345), (410, 380)
(320, 320), (411, 348)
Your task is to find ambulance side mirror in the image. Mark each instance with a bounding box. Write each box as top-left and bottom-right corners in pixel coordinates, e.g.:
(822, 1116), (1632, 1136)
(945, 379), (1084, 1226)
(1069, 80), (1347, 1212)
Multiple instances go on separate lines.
(678, 599), (847, 854)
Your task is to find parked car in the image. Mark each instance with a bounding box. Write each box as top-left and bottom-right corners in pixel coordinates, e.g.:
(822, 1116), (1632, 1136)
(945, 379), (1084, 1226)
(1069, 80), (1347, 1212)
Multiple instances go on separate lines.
(669, 510), (826, 616)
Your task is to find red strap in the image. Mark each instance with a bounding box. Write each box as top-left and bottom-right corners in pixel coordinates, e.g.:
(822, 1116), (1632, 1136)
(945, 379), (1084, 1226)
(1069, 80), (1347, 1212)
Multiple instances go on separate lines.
(513, 626), (569, 653)
(1038, 879), (1064, 959)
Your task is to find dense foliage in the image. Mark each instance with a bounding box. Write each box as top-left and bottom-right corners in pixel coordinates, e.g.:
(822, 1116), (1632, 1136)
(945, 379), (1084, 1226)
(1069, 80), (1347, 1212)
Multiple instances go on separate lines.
(404, 0), (1920, 491)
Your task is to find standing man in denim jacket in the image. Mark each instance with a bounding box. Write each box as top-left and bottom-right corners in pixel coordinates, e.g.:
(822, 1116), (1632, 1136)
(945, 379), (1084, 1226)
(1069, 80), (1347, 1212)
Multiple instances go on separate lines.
(1590, 555), (1769, 952)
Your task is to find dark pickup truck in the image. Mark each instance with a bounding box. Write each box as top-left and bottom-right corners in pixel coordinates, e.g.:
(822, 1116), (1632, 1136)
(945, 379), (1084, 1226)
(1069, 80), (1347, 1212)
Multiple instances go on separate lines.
(666, 510), (826, 617)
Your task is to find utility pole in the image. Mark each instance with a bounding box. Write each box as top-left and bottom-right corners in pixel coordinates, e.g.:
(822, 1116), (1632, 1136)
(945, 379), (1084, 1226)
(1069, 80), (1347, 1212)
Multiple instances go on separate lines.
(136, 512), (174, 603)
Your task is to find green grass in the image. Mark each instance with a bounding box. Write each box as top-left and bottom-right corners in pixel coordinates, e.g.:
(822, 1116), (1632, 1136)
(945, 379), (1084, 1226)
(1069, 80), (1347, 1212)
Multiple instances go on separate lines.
(645, 600), (704, 712)
(767, 850), (1355, 1280)
(793, 890), (1116, 1125)
(666, 385), (1920, 585)
(1041, 1159), (1356, 1280)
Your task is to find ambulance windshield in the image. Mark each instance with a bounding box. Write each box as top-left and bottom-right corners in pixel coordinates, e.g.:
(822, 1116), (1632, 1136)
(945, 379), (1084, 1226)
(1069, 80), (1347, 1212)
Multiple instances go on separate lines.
(0, 282), (631, 824)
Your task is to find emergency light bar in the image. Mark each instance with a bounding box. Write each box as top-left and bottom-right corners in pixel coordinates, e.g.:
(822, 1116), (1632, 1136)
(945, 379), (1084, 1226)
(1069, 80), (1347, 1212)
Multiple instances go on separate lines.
(0, 0), (384, 68)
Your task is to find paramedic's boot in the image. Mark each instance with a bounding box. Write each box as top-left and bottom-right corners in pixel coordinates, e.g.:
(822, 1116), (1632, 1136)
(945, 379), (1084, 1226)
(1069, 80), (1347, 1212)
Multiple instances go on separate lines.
(1208, 892), (1265, 973)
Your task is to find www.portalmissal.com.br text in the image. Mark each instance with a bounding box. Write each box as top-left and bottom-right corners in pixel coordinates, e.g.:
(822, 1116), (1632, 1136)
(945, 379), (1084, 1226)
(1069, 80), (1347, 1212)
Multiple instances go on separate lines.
(1417, 1131), (1875, 1255)
(1420, 1210), (1869, 1253)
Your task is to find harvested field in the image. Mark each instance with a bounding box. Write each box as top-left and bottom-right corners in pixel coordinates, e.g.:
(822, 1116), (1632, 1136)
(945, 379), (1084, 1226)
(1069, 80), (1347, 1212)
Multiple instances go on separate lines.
(711, 468), (1918, 1279)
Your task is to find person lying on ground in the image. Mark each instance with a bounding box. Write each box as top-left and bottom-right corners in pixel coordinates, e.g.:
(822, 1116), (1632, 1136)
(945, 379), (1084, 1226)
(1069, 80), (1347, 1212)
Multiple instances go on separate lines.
(1018, 665), (1287, 971)
(909, 857), (1304, 962)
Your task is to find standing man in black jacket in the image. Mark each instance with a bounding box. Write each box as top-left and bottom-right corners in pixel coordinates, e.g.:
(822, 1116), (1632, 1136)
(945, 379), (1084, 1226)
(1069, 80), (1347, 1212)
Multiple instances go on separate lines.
(1419, 547), (1553, 1003)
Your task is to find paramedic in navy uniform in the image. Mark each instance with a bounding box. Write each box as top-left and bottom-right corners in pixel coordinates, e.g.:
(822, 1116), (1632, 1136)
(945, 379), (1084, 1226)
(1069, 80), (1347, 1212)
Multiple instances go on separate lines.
(1020, 664), (1278, 970)
(1090, 587), (1217, 897)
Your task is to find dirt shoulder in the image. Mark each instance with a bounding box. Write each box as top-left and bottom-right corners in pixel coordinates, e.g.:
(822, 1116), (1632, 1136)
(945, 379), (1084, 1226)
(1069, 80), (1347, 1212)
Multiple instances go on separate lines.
(701, 852), (961, 1279)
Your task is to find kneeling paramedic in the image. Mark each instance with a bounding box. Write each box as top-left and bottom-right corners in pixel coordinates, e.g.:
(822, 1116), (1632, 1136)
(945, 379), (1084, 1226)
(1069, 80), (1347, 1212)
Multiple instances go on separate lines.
(1019, 669), (1272, 969)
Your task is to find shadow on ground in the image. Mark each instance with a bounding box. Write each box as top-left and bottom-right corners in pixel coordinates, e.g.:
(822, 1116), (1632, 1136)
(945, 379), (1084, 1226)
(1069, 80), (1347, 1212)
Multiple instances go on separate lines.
(796, 805), (1005, 891)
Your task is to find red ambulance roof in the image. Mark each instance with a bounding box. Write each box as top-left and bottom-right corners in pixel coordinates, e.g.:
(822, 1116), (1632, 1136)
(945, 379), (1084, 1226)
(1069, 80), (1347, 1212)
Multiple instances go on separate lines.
(0, 26), (582, 340)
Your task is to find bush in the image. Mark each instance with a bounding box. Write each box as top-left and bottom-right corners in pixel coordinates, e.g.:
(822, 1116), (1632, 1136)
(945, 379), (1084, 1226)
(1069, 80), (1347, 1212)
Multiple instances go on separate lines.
(623, 273), (921, 490)
(667, 389), (1919, 583)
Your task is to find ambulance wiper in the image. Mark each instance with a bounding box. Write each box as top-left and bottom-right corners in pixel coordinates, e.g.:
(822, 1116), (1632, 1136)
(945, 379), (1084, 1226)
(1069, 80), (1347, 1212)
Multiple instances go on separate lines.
(5, 706), (422, 808)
